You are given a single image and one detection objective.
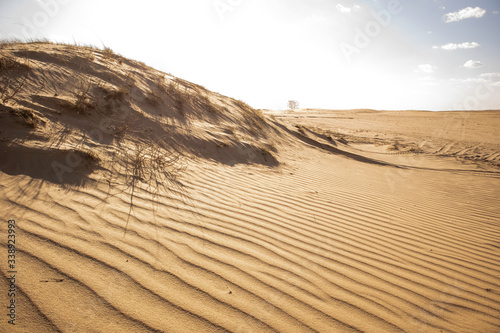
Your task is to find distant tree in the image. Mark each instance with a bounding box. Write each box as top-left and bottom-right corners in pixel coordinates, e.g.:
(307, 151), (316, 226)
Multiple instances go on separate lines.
(288, 100), (299, 110)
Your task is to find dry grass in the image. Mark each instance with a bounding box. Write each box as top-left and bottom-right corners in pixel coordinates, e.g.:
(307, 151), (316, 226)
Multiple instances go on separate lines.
(120, 140), (184, 234)
(93, 83), (129, 115)
(234, 99), (252, 112)
(103, 46), (116, 59)
(82, 48), (95, 61)
(12, 108), (40, 129)
(197, 94), (223, 115)
(102, 46), (124, 64)
(173, 77), (207, 94)
(166, 81), (190, 115)
(166, 78), (225, 116)
(0, 76), (29, 105)
(234, 99), (267, 133)
(72, 80), (95, 114)
(146, 75), (168, 106)
(0, 55), (31, 105)
(0, 37), (50, 47)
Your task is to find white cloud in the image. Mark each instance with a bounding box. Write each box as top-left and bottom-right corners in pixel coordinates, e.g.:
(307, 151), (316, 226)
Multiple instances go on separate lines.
(463, 60), (484, 69)
(459, 78), (488, 84)
(336, 4), (361, 13)
(416, 64), (437, 74)
(480, 73), (500, 78)
(442, 7), (486, 23)
(434, 42), (480, 50)
(493, 11), (499, 15)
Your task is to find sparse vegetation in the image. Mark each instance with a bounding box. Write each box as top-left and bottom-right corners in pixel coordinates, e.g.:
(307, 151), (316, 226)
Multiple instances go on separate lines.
(103, 46), (116, 59)
(0, 39), (285, 236)
(234, 99), (267, 133)
(0, 75), (29, 105)
(102, 45), (124, 64)
(0, 56), (31, 105)
(12, 108), (40, 129)
(197, 94), (222, 114)
(166, 81), (190, 115)
(234, 99), (252, 112)
(70, 78), (96, 114)
(120, 140), (184, 234)
(173, 77), (207, 94)
(83, 48), (95, 61)
(147, 75), (168, 106)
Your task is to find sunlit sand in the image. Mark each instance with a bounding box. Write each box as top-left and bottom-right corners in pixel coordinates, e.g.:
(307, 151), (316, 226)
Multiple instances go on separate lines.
(1, 42), (500, 332)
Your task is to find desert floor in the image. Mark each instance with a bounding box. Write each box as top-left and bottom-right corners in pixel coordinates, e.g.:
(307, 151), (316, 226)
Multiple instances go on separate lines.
(1, 43), (500, 332)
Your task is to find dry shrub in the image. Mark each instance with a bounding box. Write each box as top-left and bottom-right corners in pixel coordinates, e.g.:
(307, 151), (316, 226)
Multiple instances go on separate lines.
(72, 80), (94, 114)
(120, 140), (184, 233)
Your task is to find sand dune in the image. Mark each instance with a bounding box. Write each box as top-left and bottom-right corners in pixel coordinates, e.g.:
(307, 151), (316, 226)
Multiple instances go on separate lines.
(1, 42), (500, 332)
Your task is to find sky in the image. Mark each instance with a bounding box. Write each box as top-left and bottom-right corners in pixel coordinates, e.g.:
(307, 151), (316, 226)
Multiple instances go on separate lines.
(1, 0), (499, 111)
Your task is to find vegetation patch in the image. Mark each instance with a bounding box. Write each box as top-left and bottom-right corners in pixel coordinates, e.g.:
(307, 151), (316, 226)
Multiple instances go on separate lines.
(12, 107), (40, 129)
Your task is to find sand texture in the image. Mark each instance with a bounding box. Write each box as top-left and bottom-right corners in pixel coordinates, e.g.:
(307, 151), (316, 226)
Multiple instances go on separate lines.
(1, 42), (500, 332)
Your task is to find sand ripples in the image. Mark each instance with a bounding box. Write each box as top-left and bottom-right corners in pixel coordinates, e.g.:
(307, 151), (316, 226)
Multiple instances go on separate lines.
(2, 149), (500, 332)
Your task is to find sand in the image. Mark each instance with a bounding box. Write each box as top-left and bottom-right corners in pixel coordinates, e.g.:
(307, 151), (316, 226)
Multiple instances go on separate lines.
(1, 42), (500, 332)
